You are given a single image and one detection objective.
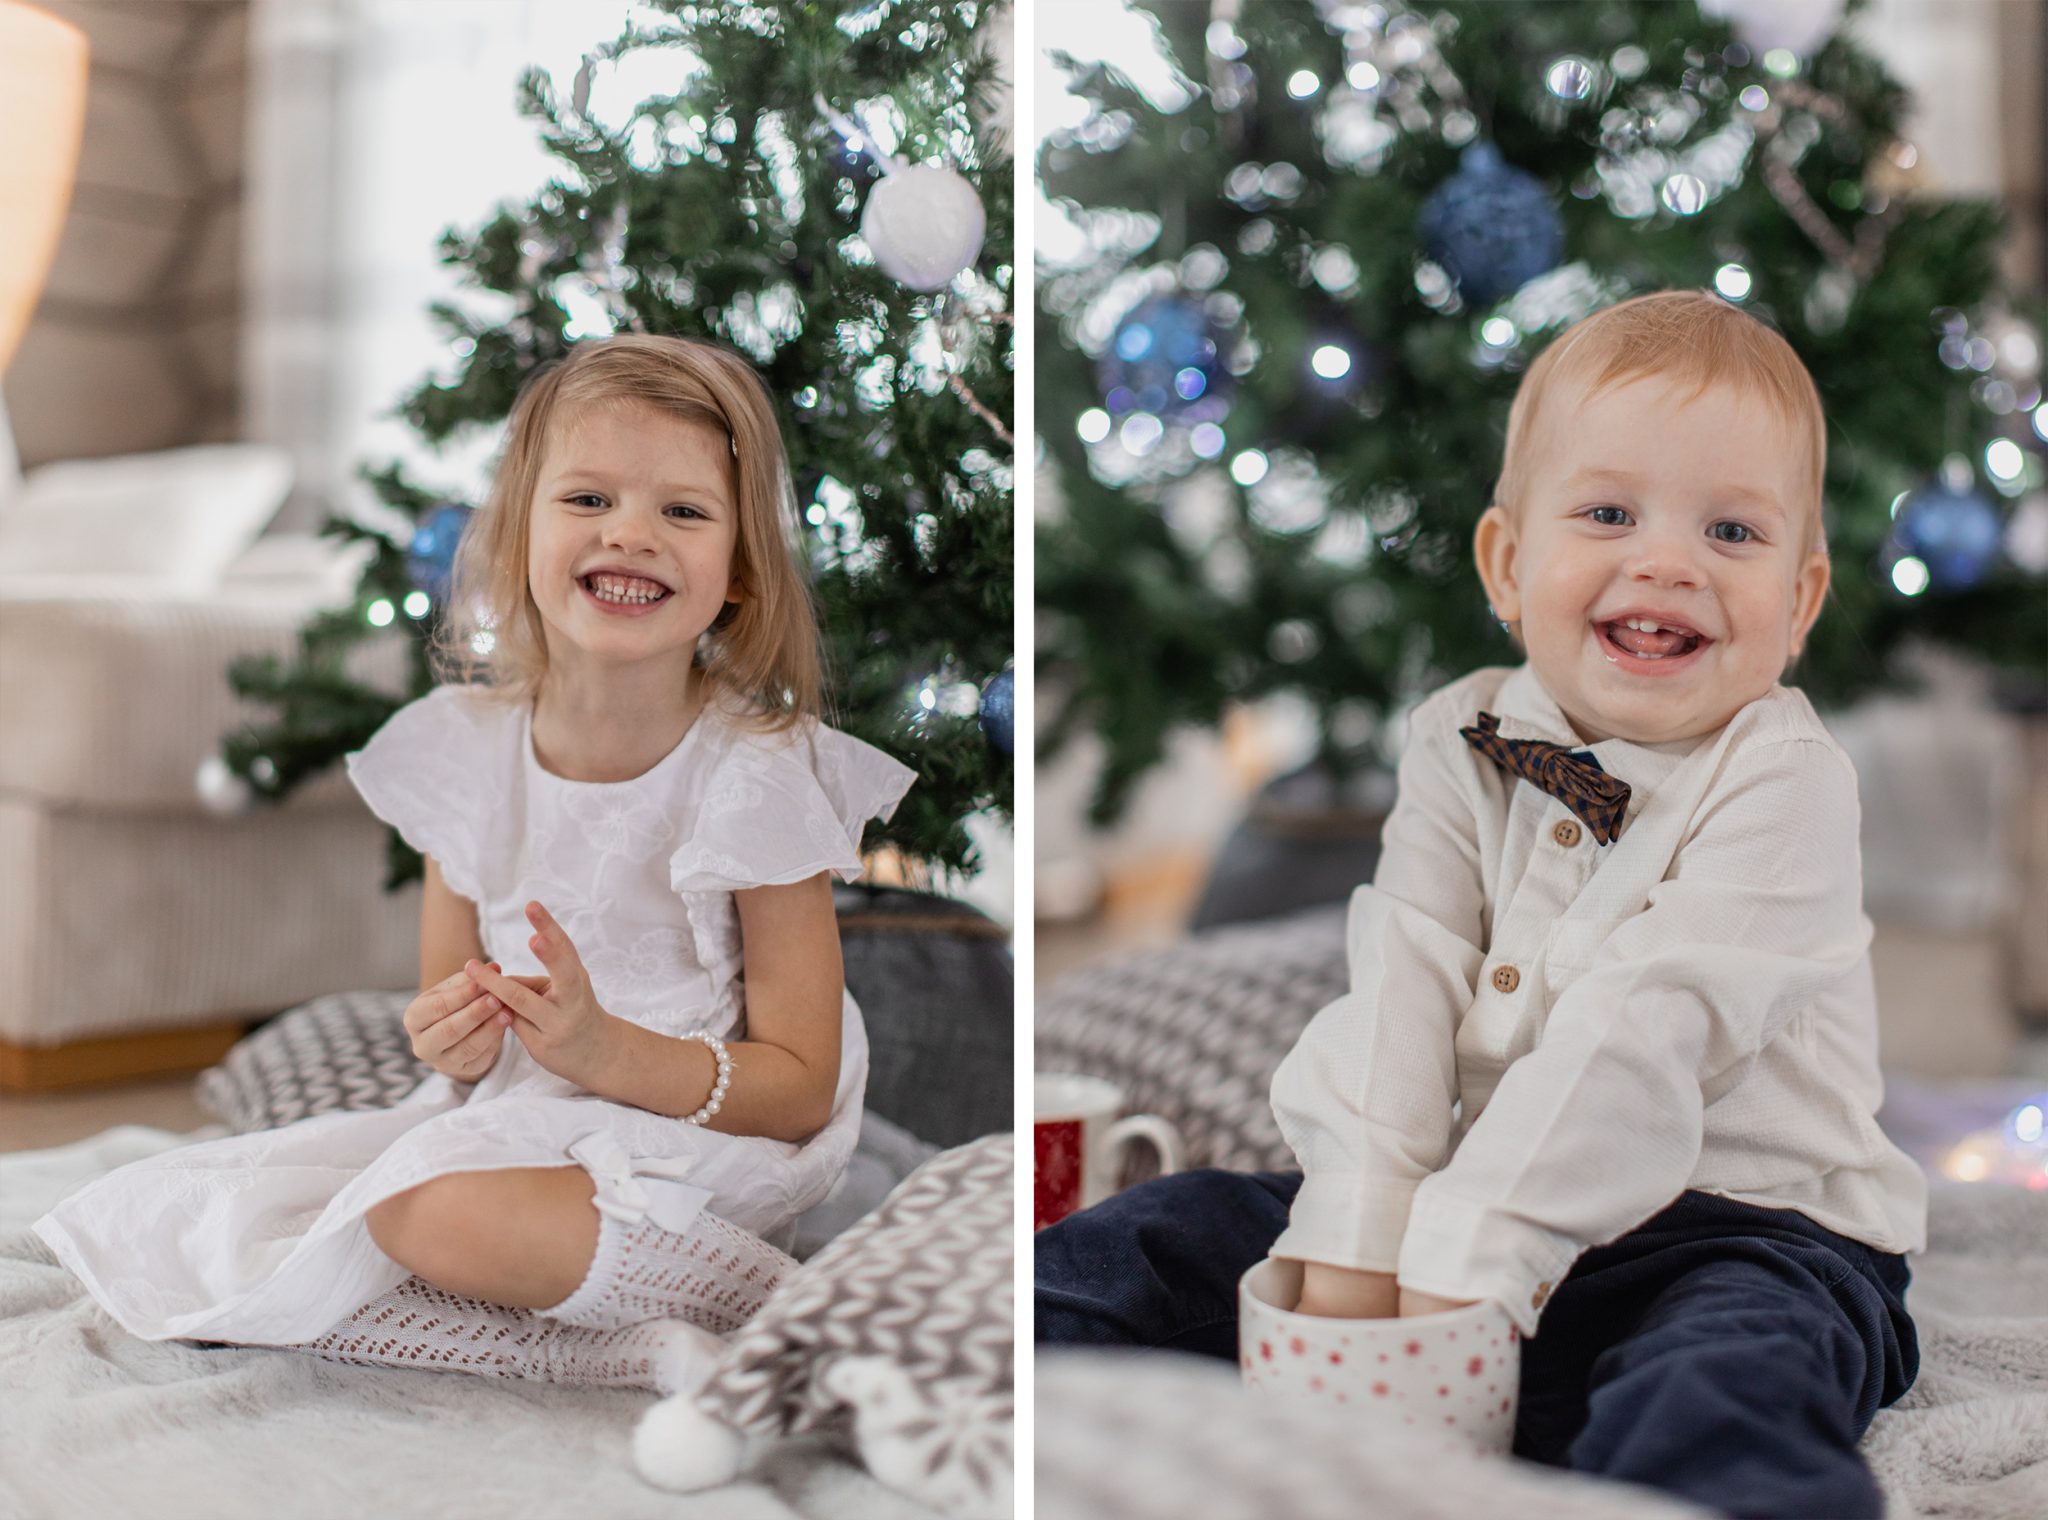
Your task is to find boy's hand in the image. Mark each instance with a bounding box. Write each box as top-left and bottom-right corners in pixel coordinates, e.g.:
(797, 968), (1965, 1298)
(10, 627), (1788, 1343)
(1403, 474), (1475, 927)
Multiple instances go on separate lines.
(1290, 1261), (1399, 1319)
(466, 901), (624, 1091)
(1398, 1286), (1479, 1318)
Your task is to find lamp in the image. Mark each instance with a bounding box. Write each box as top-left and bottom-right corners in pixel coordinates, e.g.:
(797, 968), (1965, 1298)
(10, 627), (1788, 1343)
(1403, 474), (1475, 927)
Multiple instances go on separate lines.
(0, 0), (88, 492)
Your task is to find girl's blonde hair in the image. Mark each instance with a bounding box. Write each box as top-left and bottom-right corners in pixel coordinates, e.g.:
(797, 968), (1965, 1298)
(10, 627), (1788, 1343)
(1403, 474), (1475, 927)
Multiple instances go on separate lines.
(1493, 289), (1828, 555)
(428, 333), (824, 727)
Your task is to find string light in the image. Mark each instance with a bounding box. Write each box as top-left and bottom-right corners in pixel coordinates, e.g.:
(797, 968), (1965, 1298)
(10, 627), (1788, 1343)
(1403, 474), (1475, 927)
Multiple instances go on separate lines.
(1120, 413), (1165, 454)
(1941, 1092), (2048, 1185)
(1986, 439), (2025, 485)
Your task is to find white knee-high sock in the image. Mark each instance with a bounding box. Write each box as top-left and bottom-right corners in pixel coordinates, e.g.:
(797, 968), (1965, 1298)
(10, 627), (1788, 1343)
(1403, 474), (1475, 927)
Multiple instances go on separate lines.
(536, 1204), (796, 1335)
(288, 1275), (726, 1395)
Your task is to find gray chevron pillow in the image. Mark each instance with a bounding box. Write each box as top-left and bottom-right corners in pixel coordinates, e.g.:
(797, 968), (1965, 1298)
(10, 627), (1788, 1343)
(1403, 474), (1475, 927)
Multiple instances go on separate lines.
(693, 1132), (1014, 1519)
(194, 990), (423, 1132)
(1034, 904), (1348, 1174)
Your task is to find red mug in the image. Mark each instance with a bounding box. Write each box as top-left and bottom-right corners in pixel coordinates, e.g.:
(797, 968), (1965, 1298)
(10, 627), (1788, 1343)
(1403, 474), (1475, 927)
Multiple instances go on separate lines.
(1034, 1072), (1185, 1231)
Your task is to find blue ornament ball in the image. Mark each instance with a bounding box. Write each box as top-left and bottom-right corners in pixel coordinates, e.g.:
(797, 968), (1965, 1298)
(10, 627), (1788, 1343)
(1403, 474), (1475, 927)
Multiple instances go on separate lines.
(1893, 479), (2003, 590)
(1416, 142), (1565, 307)
(406, 501), (474, 602)
(1097, 293), (1232, 423)
(978, 666), (1014, 755)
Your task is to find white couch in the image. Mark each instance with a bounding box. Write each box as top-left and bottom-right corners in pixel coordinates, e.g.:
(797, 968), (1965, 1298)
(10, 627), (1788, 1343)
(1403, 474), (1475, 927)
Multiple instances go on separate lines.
(0, 440), (419, 1090)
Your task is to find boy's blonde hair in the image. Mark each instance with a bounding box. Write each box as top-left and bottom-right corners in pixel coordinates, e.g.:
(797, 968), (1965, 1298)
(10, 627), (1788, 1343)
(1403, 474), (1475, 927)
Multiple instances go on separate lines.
(429, 333), (824, 727)
(1493, 290), (1828, 556)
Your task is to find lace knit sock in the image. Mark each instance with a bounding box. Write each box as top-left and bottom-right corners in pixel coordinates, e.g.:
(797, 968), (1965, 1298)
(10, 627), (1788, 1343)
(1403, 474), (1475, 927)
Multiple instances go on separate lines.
(289, 1275), (726, 1395)
(536, 1205), (797, 1335)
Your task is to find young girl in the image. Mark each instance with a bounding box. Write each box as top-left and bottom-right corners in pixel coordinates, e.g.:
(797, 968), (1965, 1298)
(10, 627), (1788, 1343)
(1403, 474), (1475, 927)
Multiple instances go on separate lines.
(32, 334), (915, 1397)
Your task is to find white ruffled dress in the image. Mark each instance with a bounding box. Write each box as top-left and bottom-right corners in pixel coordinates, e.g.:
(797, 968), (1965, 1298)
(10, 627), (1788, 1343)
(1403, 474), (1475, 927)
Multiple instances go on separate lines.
(31, 684), (915, 1347)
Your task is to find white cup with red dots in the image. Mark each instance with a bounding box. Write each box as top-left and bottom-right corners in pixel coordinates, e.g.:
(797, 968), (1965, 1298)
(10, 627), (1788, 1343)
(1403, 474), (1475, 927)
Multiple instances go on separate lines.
(1238, 1256), (1521, 1455)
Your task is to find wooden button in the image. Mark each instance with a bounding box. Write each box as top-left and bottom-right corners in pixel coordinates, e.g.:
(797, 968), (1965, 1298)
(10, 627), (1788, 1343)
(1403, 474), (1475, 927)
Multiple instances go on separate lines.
(1552, 819), (1581, 847)
(1532, 1280), (1553, 1309)
(1491, 964), (1520, 994)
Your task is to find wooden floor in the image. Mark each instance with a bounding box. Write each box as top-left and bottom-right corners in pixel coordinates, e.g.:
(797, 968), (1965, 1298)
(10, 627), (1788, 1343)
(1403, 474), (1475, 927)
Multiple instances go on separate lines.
(0, 1075), (219, 1153)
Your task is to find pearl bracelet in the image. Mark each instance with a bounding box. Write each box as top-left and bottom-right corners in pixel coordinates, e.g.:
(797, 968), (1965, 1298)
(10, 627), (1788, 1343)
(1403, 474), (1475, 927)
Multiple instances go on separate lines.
(677, 1030), (732, 1126)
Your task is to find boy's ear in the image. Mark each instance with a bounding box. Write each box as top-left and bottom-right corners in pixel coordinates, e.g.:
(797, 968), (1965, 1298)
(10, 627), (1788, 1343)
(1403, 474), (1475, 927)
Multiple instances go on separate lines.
(1787, 547), (1830, 659)
(1473, 504), (1522, 627)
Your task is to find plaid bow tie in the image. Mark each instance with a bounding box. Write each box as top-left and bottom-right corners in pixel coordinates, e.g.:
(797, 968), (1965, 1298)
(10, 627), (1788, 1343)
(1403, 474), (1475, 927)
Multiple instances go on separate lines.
(1459, 711), (1632, 846)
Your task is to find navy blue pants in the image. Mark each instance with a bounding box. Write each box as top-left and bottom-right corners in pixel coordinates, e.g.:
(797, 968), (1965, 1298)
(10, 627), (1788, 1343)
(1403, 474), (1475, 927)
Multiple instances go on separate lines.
(1037, 1169), (1918, 1520)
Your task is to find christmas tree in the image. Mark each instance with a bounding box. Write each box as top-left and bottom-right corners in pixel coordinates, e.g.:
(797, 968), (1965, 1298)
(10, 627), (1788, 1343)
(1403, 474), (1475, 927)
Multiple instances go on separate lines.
(1039, 0), (2047, 822)
(218, 0), (1014, 889)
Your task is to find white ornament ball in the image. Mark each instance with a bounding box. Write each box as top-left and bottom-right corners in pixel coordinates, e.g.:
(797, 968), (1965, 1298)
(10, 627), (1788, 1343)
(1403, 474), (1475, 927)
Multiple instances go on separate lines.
(1698, 0), (1846, 58)
(860, 163), (986, 291)
(195, 755), (254, 816)
(633, 1394), (745, 1492)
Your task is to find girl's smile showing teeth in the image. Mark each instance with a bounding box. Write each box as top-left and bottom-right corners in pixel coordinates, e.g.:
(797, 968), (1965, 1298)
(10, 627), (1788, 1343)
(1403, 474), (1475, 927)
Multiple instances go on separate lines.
(580, 571), (673, 615)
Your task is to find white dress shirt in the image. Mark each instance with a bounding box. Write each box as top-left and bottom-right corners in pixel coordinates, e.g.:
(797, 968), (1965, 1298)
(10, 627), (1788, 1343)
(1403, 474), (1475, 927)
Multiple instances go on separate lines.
(1268, 662), (1928, 1335)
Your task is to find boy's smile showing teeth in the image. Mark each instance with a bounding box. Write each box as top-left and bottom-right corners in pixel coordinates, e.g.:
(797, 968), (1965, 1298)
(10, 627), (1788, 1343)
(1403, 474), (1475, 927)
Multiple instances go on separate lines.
(1593, 607), (1713, 675)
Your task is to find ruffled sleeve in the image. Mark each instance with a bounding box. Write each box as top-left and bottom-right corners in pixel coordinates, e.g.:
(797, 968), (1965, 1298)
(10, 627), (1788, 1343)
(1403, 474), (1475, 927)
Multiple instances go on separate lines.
(342, 684), (510, 906)
(669, 718), (916, 894)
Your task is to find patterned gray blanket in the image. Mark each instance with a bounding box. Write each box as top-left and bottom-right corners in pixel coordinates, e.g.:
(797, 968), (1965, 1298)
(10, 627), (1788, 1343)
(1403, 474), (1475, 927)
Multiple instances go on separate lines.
(1037, 1180), (2048, 1519)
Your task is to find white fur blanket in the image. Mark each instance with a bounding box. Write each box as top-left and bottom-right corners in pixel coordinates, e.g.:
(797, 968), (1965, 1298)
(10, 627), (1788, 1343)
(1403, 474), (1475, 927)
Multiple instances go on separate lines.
(0, 1125), (945, 1520)
(1036, 1179), (2048, 1520)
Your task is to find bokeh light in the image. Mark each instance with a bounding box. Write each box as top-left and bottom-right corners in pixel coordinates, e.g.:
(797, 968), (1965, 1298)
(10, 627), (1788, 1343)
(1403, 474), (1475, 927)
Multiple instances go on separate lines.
(1713, 263), (1752, 300)
(1120, 413), (1165, 454)
(1310, 344), (1353, 379)
(1890, 557), (1931, 596)
(1230, 449), (1269, 486)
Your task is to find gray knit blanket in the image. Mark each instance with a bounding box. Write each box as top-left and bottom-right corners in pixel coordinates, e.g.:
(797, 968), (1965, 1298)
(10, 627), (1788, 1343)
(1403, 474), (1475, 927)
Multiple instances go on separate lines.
(0, 1125), (946, 1520)
(1036, 1180), (2048, 1520)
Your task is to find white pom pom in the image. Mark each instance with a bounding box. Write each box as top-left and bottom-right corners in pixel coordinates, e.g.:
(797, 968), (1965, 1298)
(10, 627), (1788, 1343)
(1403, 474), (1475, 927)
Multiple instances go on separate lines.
(632, 1394), (745, 1492)
(195, 755), (254, 816)
(860, 163), (986, 291)
(1698, 0), (1844, 57)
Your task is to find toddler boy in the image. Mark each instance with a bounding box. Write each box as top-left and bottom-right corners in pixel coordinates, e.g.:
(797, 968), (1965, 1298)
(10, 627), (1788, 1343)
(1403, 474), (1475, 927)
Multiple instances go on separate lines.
(1036, 290), (1926, 1520)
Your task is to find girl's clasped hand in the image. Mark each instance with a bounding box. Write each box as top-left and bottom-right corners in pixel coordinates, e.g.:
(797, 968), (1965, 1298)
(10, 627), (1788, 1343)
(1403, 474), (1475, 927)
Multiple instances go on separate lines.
(403, 960), (531, 1083)
(465, 900), (623, 1091)
(400, 901), (622, 1090)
